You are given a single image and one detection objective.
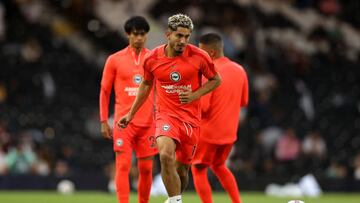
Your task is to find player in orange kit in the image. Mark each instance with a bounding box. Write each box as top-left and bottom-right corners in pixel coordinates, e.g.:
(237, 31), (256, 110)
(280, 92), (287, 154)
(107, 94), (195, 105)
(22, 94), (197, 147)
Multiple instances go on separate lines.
(118, 14), (221, 203)
(191, 33), (249, 203)
(99, 16), (157, 203)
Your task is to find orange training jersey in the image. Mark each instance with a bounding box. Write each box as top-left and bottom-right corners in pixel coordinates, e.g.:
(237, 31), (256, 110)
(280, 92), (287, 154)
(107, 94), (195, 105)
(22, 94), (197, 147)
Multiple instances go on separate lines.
(200, 57), (248, 144)
(143, 44), (217, 127)
(100, 46), (153, 126)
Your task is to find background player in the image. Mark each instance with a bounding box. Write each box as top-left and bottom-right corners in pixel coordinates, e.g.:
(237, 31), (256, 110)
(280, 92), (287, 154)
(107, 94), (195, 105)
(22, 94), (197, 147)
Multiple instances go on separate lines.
(191, 33), (249, 203)
(99, 16), (157, 203)
(118, 14), (221, 203)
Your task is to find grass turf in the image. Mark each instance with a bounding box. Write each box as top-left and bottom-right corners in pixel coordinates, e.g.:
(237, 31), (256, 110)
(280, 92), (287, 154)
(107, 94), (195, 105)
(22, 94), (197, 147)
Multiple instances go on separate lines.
(0, 191), (359, 203)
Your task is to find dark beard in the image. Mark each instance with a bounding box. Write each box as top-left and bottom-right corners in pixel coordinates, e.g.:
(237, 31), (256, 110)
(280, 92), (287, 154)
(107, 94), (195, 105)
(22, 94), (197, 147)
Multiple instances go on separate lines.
(174, 49), (183, 55)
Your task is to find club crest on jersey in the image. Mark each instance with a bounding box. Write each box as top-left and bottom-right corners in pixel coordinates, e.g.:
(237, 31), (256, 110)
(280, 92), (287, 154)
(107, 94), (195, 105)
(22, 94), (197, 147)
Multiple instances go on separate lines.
(116, 138), (123, 146)
(162, 124), (171, 132)
(170, 71), (181, 82)
(133, 74), (143, 84)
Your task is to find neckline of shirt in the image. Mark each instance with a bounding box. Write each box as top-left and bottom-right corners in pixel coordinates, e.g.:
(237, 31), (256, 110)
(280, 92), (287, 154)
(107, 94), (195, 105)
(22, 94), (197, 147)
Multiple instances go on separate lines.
(128, 46), (145, 66)
(160, 44), (188, 59)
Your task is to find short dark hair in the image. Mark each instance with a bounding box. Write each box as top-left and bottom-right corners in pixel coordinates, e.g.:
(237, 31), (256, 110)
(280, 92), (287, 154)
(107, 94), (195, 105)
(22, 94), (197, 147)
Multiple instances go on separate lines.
(124, 16), (150, 34)
(199, 33), (222, 45)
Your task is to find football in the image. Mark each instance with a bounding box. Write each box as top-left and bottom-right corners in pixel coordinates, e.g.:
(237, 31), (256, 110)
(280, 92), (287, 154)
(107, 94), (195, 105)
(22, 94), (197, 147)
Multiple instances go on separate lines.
(288, 200), (304, 203)
(57, 180), (75, 195)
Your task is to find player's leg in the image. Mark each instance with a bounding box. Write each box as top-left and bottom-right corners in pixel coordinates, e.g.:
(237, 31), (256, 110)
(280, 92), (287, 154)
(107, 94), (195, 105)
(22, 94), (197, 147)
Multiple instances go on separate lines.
(191, 140), (216, 203)
(137, 156), (153, 203)
(156, 116), (193, 203)
(191, 164), (213, 203)
(210, 144), (241, 203)
(156, 135), (181, 197)
(115, 151), (132, 203)
(113, 123), (134, 203)
(134, 125), (158, 203)
(176, 161), (190, 193)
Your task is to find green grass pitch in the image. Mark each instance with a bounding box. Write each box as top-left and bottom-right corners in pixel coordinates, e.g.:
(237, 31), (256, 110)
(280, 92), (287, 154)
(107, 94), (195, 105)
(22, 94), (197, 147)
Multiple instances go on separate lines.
(0, 191), (359, 203)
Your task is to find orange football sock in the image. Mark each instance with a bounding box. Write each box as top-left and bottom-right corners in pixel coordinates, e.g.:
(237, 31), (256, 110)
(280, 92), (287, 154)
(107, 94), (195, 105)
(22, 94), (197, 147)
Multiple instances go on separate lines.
(115, 153), (132, 203)
(191, 166), (213, 203)
(211, 164), (241, 203)
(137, 159), (153, 203)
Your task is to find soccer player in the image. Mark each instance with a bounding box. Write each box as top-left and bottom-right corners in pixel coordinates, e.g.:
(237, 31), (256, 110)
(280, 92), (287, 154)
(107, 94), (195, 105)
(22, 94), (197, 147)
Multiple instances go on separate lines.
(118, 14), (221, 203)
(99, 16), (157, 203)
(191, 33), (249, 203)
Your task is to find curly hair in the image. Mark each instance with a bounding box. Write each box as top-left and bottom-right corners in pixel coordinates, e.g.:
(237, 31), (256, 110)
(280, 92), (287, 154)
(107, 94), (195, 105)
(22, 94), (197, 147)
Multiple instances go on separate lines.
(168, 13), (194, 31)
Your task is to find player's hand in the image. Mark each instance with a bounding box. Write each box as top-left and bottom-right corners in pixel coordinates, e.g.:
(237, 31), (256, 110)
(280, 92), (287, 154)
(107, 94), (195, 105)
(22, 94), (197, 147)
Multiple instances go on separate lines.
(117, 113), (133, 128)
(101, 121), (112, 139)
(179, 90), (197, 104)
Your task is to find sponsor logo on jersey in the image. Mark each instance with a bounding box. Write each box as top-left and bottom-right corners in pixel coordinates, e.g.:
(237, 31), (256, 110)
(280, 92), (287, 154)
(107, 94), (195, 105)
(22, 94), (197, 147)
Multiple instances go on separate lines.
(170, 71), (181, 82)
(124, 87), (139, 96)
(161, 84), (191, 94)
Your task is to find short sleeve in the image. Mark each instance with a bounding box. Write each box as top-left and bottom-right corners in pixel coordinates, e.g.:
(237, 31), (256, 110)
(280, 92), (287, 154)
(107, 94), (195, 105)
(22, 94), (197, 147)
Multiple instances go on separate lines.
(200, 54), (218, 79)
(143, 54), (154, 81)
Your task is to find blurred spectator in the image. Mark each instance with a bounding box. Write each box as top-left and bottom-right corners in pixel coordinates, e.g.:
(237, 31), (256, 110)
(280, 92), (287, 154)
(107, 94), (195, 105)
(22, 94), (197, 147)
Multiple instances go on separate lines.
(353, 153), (360, 180)
(15, 0), (44, 24)
(253, 132), (277, 176)
(0, 147), (6, 174)
(33, 146), (52, 176)
(20, 37), (42, 64)
(275, 127), (301, 174)
(54, 160), (71, 177)
(326, 160), (347, 179)
(58, 145), (77, 169)
(301, 130), (327, 173)
(0, 124), (9, 175)
(253, 69), (278, 102)
(0, 122), (10, 174)
(0, 82), (7, 104)
(5, 139), (37, 175)
(302, 130), (327, 158)
(276, 127), (301, 161)
(0, 122), (11, 152)
(259, 126), (283, 154)
(318, 0), (341, 16)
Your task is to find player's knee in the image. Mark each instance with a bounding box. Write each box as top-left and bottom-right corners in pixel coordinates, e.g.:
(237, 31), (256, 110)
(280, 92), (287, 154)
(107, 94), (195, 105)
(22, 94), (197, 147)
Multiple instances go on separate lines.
(117, 161), (131, 173)
(115, 152), (132, 173)
(211, 163), (226, 172)
(138, 163), (152, 175)
(193, 164), (207, 170)
(159, 152), (175, 166)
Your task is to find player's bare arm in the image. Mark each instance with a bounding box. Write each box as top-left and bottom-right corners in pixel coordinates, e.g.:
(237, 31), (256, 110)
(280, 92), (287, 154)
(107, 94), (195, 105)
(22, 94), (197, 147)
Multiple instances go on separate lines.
(179, 74), (221, 104)
(117, 79), (153, 128)
(100, 121), (112, 139)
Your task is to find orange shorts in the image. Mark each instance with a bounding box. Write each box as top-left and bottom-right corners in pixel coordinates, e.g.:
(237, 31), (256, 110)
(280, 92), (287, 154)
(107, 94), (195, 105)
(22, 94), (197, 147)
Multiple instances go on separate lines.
(113, 122), (158, 158)
(155, 114), (198, 164)
(192, 139), (233, 166)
